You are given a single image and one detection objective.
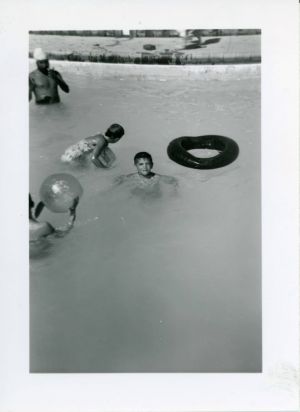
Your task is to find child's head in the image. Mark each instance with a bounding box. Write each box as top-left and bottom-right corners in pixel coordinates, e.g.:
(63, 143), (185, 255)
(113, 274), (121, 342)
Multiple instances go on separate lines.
(105, 124), (125, 143)
(134, 152), (153, 177)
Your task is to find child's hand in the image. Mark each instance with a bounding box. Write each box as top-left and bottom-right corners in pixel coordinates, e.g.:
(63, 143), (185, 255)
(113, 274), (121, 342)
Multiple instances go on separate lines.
(91, 155), (107, 168)
(48, 69), (57, 79)
(48, 69), (62, 82)
(69, 196), (79, 214)
(34, 201), (45, 218)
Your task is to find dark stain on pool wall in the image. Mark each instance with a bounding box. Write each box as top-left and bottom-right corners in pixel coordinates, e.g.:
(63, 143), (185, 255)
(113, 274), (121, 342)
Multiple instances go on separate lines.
(28, 50), (261, 65)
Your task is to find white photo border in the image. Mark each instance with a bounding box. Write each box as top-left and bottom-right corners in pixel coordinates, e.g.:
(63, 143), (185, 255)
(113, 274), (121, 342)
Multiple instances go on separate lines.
(0, 0), (298, 411)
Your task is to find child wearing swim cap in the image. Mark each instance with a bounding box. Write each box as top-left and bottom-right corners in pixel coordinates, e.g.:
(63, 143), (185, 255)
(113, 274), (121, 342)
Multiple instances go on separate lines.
(61, 123), (125, 168)
(115, 152), (178, 196)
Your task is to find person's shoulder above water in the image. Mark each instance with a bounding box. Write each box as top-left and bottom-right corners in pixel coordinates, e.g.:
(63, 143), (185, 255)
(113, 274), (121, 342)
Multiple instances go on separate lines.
(158, 174), (178, 185)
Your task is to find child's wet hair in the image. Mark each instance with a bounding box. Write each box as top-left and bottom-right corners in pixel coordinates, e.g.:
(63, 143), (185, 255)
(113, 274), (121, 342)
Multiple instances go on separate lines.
(134, 152), (153, 165)
(105, 124), (125, 140)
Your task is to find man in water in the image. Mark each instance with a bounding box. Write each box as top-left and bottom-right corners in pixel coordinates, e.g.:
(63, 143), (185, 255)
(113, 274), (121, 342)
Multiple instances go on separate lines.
(29, 48), (70, 104)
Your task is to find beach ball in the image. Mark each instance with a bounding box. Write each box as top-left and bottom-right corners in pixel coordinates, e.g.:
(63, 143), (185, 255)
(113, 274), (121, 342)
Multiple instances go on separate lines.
(39, 173), (83, 213)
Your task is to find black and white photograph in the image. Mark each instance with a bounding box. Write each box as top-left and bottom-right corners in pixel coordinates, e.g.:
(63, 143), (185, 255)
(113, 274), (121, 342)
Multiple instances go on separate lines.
(29, 28), (262, 373)
(1, 0), (299, 410)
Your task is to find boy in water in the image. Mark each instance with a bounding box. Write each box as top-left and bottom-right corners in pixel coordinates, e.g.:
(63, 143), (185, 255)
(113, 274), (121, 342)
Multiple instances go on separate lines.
(29, 194), (79, 241)
(115, 152), (178, 197)
(61, 124), (125, 168)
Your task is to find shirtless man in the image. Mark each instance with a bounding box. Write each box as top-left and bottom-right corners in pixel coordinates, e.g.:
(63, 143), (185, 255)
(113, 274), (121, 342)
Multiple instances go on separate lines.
(29, 48), (70, 104)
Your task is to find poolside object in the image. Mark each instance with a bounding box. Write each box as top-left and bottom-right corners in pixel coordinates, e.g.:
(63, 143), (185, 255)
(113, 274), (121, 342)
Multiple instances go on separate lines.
(143, 44), (156, 51)
(40, 173), (83, 213)
(167, 135), (239, 169)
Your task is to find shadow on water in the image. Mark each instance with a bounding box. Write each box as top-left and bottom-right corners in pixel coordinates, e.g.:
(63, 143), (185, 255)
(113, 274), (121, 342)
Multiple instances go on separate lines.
(30, 238), (55, 260)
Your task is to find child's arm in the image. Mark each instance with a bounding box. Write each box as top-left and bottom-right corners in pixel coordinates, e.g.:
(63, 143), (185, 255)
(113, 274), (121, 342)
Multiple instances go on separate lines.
(160, 175), (179, 194)
(41, 222), (56, 237)
(113, 175), (125, 185)
(113, 173), (135, 185)
(52, 197), (79, 238)
(160, 175), (178, 185)
(48, 69), (70, 93)
(113, 175), (127, 185)
(34, 201), (45, 218)
(91, 135), (109, 167)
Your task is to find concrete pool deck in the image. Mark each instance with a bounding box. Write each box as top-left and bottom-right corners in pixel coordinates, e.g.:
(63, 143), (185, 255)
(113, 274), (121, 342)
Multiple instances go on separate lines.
(29, 34), (261, 64)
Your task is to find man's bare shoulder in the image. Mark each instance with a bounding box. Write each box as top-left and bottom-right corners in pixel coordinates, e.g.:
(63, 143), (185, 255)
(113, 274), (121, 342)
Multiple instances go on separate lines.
(29, 69), (39, 78)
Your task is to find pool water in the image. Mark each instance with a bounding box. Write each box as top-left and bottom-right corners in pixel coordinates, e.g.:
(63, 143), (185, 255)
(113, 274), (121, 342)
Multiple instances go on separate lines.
(30, 62), (261, 372)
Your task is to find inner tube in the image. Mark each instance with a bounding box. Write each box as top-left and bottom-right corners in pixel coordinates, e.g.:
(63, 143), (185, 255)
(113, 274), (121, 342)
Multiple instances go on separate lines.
(167, 135), (239, 169)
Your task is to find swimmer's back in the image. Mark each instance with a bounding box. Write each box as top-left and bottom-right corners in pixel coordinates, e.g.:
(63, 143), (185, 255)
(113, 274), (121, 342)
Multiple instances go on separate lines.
(61, 136), (100, 163)
(61, 133), (116, 167)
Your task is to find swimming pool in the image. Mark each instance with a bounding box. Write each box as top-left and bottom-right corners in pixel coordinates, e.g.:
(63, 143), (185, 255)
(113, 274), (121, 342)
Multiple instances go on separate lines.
(30, 61), (261, 372)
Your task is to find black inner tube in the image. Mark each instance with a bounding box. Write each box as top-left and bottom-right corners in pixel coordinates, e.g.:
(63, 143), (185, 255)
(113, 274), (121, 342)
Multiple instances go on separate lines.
(167, 135), (239, 169)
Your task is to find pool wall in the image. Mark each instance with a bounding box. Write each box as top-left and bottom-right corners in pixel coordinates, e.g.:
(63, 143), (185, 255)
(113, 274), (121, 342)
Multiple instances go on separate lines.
(29, 59), (260, 81)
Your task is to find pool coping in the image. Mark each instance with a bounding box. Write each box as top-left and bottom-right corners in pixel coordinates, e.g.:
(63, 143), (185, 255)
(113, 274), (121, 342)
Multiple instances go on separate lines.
(29, 59), (261, 80)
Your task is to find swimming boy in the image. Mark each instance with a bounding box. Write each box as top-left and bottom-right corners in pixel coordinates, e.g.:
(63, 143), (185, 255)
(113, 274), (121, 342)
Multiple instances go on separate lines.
(29, 48), (70, 104)
(29, 194), (79, 241)
(115, 152), (178, 196)
(61, 124), (125, 168)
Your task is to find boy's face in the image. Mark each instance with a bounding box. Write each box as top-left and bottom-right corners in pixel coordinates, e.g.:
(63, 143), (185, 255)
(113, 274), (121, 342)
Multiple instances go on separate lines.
(135, 158), (153, 176)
